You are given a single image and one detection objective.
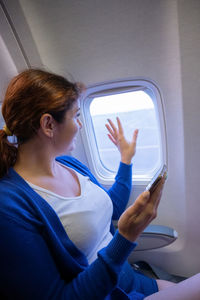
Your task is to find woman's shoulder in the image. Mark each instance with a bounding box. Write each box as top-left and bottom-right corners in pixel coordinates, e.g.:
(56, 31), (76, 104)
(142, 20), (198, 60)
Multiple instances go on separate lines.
(56, 155), (102, 187)
(0, 168), (43, 225)
(56, 155), (91, 174)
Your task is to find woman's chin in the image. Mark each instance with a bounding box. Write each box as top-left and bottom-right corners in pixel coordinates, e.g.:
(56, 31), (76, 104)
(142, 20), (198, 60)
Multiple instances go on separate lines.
(67, 142), (76, 152)
(58, 141), (77, 155)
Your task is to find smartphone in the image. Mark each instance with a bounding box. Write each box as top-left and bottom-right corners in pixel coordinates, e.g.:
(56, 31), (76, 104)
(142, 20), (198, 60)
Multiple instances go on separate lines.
(145, 164), (167, 194)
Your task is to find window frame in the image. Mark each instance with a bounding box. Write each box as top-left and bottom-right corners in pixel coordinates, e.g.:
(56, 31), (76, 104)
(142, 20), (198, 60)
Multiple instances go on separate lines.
(80, 78), (167, 186)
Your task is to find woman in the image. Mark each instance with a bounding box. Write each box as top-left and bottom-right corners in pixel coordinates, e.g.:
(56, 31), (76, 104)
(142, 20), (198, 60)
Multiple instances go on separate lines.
(0, 69), (199, 300)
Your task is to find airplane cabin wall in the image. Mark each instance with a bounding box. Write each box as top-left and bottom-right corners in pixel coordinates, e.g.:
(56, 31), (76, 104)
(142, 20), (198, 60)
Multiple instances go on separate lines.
(0, 0), (200, 277)
(177, 0), (200, 273)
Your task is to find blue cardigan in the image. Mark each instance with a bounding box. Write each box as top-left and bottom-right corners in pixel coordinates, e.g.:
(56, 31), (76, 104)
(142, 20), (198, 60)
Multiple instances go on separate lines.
(0, 156), (157, 299)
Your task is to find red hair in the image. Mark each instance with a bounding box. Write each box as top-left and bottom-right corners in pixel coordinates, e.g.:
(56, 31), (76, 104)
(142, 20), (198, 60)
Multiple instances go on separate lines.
(0, 68), (84, 178)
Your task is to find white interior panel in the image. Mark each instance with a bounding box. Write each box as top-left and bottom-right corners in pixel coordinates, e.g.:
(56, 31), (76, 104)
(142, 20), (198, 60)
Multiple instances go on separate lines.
(0, 4), (27, 125)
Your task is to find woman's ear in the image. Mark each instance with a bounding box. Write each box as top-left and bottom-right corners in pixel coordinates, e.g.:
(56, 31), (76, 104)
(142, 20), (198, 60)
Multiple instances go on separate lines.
(40, 113), (55, 138)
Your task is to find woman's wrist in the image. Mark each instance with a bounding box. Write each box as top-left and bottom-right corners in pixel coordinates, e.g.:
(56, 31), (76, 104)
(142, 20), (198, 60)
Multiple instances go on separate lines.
(103, 230), (137, 264)
(120, 157), (132, 165)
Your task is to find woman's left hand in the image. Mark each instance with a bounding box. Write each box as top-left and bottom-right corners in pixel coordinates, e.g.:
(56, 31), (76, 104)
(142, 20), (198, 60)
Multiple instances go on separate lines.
(105, 117), (139, 165)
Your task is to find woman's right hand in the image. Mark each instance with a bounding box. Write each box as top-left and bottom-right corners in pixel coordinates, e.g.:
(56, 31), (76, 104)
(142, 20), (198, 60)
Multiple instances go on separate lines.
(118, 178), (165, 242)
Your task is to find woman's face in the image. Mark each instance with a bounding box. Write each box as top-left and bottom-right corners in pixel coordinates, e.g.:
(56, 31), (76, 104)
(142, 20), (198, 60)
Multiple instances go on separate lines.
(54, 100), (82, 154)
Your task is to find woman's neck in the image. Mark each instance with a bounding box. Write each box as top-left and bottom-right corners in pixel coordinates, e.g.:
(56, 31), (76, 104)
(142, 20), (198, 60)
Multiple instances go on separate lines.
(14, 137), (57, 178)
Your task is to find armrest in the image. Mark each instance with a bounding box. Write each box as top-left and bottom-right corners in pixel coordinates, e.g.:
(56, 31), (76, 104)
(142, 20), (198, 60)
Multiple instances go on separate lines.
(135, 224), (178, 251)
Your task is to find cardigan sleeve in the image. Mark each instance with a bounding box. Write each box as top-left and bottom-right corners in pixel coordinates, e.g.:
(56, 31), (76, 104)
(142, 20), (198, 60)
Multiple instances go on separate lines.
(0, 212), (136, 300)
(107, 162), (132, 220)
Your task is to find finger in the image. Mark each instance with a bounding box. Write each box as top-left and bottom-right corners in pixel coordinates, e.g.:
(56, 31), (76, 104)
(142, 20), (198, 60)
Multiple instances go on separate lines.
(154, 177), (165, 210)
(139, 185), (162, 224)
(107, 119), (118, 135)
(132, 129), (139, 143)
(116, 117), (124, 135)
(149, 178), (165, 208)
(127, 191), (150, 218)
(105, 123), (115, 138)
(107, 134), (117, 146)
(154, 176), (165, 194)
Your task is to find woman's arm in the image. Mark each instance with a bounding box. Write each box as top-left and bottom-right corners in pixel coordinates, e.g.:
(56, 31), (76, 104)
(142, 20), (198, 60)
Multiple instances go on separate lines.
(105, 117), (138, 219)
(0, 212), (136, 300)
(107, 162), (133, 219)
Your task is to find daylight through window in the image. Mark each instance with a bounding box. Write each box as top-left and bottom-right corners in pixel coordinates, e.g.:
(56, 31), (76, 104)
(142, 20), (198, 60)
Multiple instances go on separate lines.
(90, 90), (161, 175)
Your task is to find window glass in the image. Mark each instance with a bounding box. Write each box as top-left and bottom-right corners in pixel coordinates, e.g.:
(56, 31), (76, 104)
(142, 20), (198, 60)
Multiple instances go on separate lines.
(81, 80), (166, 183)
(89, 90), (160, 176)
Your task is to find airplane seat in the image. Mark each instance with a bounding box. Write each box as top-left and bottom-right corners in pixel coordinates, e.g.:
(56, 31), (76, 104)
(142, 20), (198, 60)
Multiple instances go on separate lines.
(128, 225), (187, 283)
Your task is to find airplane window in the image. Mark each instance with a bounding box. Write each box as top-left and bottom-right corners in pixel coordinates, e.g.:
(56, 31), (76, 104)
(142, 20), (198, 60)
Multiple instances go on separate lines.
(81, 80), (167, 184)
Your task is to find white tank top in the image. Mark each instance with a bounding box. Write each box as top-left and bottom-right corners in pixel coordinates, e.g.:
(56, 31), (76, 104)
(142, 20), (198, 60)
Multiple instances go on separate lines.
(27, 167), (113, 264)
